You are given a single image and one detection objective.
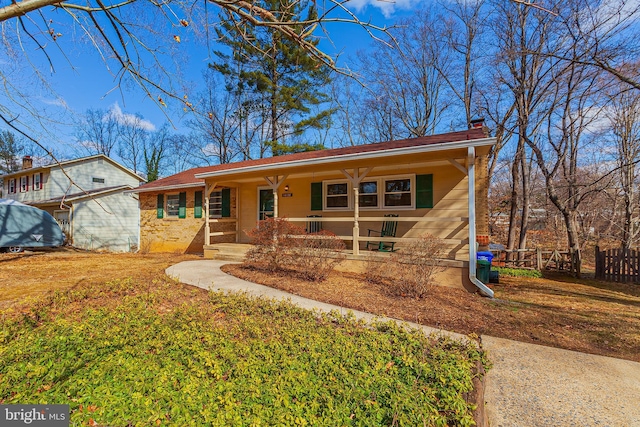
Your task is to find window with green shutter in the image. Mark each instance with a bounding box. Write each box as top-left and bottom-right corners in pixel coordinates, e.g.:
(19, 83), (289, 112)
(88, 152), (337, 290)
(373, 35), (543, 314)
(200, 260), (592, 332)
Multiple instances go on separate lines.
(178, 192), (187, 218)
(221, 188), (231, 217)
(194, 191), (203, 218)
(416, 174), (433, 208)
(311, 182), (322, 211)
(156, 194), (164, 218)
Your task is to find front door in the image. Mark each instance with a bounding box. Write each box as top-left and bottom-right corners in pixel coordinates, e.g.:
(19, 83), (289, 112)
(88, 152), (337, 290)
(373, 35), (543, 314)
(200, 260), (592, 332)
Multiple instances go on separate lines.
(258, 188), (274, 221)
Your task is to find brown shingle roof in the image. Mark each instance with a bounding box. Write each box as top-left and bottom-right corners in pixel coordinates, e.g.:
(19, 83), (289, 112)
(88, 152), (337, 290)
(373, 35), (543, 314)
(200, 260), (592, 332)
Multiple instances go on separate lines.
(135, 128), (489, 192)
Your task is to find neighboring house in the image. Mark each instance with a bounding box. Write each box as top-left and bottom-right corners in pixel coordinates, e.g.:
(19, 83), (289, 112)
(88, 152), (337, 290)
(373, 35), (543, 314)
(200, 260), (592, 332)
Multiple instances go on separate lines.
(132, 127), (496, 294)
(1, 155), (144, 252)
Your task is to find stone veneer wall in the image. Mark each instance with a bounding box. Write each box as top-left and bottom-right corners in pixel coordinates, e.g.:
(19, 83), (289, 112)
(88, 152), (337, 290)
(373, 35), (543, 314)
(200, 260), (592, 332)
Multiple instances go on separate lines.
(140, 188), (238, 253)
(140, 190), (204, 253)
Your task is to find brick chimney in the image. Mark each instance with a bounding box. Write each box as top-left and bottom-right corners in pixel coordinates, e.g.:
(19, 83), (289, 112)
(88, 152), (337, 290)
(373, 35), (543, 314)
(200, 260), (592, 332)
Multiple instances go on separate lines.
(470, 118), (485, 128)
(22, 156), (33, 170)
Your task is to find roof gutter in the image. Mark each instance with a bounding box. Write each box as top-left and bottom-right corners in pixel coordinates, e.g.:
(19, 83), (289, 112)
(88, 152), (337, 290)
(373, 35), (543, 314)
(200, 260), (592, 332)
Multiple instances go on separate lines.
(126, 182), (205, 194)
(195, 137), (496, 179)
(467, 146), (494, 298)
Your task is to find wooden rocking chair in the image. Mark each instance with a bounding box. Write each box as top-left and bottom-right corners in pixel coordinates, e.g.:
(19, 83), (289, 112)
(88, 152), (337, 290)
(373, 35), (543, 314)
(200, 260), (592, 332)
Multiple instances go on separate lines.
(366, 214), (399, 252)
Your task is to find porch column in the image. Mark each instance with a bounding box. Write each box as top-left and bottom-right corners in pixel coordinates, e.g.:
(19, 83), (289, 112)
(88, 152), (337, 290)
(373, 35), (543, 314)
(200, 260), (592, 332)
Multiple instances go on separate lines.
(204, 182), (218, 246)
(341, 167), (372, 256)
(353, 187), (360, 255)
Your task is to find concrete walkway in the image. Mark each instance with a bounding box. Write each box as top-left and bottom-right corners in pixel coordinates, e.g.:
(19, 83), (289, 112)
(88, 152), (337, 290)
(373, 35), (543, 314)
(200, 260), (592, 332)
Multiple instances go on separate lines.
(166, 260), (640, 427)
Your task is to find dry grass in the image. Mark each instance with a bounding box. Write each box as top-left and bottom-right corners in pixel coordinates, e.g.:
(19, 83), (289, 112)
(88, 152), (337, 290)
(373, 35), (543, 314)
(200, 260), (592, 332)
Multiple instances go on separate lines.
(0, 248), (199, 308)
(1, 249), (638, 362)
(222, 265), (640, 362)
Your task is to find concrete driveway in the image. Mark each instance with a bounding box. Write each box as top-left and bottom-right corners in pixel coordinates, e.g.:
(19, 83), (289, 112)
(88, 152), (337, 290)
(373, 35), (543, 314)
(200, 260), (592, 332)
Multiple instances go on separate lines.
(166, 260), (640, 427)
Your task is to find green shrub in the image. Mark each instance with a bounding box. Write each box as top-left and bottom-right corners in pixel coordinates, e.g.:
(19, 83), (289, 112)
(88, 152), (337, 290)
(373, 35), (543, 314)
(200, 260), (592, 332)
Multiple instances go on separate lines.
(0, 278), (487, 427)
(492, 266), (543, 278)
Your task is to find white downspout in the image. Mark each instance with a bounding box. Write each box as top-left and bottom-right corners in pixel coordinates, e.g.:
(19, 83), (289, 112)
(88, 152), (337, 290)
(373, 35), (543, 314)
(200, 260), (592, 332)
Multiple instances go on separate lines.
(468, 146), (494, 298)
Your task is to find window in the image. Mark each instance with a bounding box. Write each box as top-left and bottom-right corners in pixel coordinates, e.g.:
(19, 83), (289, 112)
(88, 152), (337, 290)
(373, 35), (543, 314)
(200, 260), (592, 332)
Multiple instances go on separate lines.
(319, 175), (421, 211)
(359, 181), (379, 208)
(33, 173), (42, 191)
(20, 176), (28, 192)
(209, 190), (223, 218)
(92, 177), (105, 184)
(8, 179), (16, 194)
(384, 178), (412, 207)
(325, 182), (349, 209)
(166, 194), (180, 217)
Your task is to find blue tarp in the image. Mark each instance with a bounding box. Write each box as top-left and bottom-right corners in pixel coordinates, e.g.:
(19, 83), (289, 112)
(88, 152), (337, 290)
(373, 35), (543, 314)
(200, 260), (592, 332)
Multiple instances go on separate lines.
(0, 199), (64, 249)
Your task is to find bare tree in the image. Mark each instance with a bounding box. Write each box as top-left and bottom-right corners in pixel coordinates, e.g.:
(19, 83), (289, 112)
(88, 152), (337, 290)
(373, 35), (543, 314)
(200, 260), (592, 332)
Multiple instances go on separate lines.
(357, 8), (448, 139)
(116, 113), (151, 175)
(75, 109), (120, 157)
(438, 0), (486, 128)
(491, 0), (562, 255)
(605, 86), (640, 249)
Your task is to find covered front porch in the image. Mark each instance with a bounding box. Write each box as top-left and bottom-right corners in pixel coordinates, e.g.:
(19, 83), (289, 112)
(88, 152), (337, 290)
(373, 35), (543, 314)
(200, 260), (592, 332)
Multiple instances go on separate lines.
(200, 144), (486, 254)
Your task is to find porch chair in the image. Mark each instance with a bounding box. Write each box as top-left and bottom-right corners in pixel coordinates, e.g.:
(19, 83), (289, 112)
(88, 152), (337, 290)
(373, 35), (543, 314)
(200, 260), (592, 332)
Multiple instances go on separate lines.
(306, 215), (323, 234)
(366, 214), (399, 252)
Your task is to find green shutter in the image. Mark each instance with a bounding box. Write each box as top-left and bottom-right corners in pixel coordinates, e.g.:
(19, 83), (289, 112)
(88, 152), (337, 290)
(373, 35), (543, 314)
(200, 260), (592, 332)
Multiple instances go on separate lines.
(221, 188), (231, 217)
(311, 182), (323, 211)
(194, 191), (203, 218)
(416, 174), (433, 208)
(178, 192), (187, 218)
(156, 194), (164, 219)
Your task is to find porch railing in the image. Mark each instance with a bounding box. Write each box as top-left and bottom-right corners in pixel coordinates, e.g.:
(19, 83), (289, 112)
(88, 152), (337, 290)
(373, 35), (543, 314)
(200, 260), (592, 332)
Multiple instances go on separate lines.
(285, 216), (469, 255)
(205, 218), (237, 246)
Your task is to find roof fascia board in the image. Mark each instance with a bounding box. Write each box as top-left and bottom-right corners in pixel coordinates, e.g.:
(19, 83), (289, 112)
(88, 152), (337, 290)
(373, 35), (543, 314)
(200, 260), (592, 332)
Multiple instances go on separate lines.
(126, 182), (205, 194)
(0, 154), (144, 181)
(33, 185), (134, 205)
(195, 137), (496, 180)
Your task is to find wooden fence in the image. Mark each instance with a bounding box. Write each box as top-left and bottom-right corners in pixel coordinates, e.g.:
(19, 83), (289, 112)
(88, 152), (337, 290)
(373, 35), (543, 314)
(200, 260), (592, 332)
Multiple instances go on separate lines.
(491, 248), (578, 273)
(595, 246), (640, 283)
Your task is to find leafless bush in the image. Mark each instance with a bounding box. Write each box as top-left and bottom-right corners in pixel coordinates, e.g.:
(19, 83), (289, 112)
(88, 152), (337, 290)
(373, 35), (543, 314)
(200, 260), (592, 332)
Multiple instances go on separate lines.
(245, 218), (301, 272)
(287, 230), (346, 281)
(245, 218), (346, 281)
(367, 234), (446, 298)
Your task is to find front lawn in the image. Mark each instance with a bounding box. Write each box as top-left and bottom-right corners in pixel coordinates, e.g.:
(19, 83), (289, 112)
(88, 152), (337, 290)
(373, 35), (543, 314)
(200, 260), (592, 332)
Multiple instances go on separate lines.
(223, 265), (640, 362)
(0, 274), (486, 426)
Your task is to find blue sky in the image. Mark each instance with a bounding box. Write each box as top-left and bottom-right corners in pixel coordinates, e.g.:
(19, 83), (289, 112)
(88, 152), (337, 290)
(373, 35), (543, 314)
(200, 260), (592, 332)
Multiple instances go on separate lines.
(1, 0), (427, 160)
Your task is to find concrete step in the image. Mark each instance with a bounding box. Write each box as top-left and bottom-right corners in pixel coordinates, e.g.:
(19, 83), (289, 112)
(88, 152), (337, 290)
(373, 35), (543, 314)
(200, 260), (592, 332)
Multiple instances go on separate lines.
(204, 243), (251, 261)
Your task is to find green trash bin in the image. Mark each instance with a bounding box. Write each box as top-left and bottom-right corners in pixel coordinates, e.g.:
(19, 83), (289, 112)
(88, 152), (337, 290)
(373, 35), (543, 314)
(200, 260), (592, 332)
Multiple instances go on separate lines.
(477, 259), (491, 283)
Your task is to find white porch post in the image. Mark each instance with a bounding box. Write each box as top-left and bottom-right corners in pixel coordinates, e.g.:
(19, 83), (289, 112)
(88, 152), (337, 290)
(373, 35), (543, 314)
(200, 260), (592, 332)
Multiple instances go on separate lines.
(204, 182), (218, 246)
(341, 167), (372, 256)
(353, 187), (360, 255)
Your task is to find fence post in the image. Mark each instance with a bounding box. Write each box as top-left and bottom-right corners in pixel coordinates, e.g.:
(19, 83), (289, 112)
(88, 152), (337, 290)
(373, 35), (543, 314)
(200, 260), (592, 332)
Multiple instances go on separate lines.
(536, 247), (542, 271)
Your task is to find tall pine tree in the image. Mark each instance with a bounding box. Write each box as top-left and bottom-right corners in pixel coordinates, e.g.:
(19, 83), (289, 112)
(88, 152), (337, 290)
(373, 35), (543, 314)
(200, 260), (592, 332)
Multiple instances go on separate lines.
(212, 0), (333, 157)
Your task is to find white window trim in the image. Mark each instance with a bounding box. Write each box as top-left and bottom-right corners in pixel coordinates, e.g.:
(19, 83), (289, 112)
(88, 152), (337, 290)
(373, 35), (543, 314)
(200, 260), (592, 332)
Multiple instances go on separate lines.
(8, 178), (16, 194)
(382, 174), (415, 210)
(323, 179), (352, 211)
(165, 193), (180, 218)
(33, 173), (41, 191)
(322, 174), (416, 212)
(20, 176), (28, 192)
(358, 179), (381, 210)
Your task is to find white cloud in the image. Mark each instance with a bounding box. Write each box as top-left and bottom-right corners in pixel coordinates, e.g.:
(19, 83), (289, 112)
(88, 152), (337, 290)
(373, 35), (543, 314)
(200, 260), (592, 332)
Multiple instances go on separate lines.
(40, 97), (69, 109)
(345, 0), (425, 18)
(107, 103), (156, 132)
